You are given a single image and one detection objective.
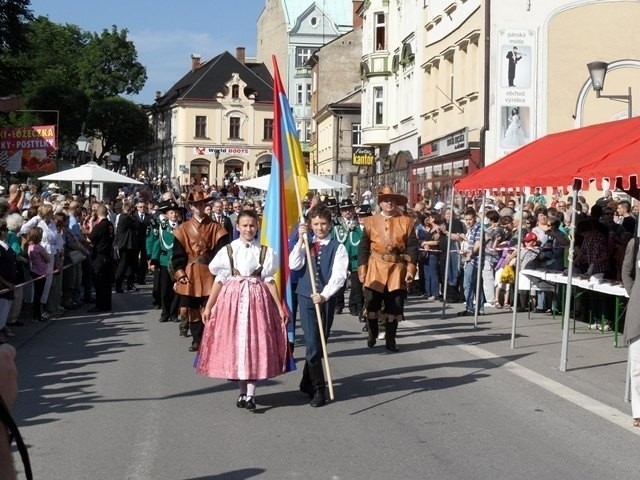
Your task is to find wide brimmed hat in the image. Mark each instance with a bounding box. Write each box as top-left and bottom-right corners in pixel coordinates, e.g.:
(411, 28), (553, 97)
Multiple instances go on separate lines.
(377, 186), (408, 206)
(356, 204), (372, 216)
(324, 197), (338, 208)
(339, 198), (354, 209)
(158, 200), (179, 212)
(48, 183), (60, 190)
(187, 186), (212, 204)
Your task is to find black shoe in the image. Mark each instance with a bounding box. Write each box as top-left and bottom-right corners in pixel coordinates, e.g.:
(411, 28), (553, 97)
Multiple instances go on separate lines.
(159, 317), (169, 323)
(335, 307), (343, 315)
(457, 310), (473, 317)
(115, 289), (124, 293)
(138, 281), (147, 286)
(245, 396), (256, 411)
(154, 304), (161, 310)
(236, 394), (247, 408)
(362, 324), (368, 332)
(310, 389), (326, 408)
(87, 307), (105, 313)
(188, 342), (199, 352)
(126, 286), (138, 292)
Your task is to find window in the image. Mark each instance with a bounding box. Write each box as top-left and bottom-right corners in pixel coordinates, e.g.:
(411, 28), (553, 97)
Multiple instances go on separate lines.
(296, 121), (303, 140)
(373, 87), (384, 125)
(375, 13), (386, 50)
(195, 115), (207, 138)
(231, 85), (240, 99)
(306, 84), (312, 105)
(295, 47), (313, 67)
(229, 117), (241, 139)
(263, 119), (273, 141)
(296, 84), (304, 104)
(352, 123), (362, 146)
(304, 121), (311, 142)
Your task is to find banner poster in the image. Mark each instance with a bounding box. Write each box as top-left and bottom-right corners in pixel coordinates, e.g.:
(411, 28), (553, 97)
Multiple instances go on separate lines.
(0, 125), (57, 173)
(496, 29), (536, 158)
(352, 146), (375, 166)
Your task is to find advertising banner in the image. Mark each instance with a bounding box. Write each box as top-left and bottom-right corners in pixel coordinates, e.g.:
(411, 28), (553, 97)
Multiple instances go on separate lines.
(352, 146), (375, 166)
(0, 125), (57, 173)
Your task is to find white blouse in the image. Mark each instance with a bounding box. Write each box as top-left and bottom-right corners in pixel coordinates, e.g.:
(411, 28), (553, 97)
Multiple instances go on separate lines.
(208, 239), (277, 284)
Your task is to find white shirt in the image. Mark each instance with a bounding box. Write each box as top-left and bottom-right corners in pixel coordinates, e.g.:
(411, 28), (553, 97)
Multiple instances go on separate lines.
(208, 239), (277, 284)
(289, 237), (349, 300)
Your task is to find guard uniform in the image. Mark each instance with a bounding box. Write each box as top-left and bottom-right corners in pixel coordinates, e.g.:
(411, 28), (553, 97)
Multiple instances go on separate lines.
(148, 200), (180, 323)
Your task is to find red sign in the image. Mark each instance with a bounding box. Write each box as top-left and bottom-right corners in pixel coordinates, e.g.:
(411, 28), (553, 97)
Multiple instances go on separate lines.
(0, 125), (57, 173)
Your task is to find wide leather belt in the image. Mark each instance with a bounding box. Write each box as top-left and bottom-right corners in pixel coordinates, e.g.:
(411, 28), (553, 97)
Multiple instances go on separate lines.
(372, 252), (411, 264)
(188, 255), (211, 265)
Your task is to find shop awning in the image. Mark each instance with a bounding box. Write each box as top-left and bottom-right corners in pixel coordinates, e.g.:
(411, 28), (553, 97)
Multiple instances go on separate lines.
(455, 115), (640, 196)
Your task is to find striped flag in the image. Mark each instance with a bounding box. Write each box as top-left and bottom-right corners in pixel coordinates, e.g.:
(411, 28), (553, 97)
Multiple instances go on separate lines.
(260, 56), (309, 315)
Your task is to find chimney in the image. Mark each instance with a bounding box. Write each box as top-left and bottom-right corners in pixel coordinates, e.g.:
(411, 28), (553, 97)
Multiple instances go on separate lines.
(353, 1), (364, 28)
(236, 47), (246, 64)
(191, 53), (201, 72)
(155, 90), (162, 99)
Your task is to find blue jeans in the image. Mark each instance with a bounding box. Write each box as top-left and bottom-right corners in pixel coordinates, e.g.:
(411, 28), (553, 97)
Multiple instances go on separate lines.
(422, 254), (440, 297)
(463, 262), (484, 313)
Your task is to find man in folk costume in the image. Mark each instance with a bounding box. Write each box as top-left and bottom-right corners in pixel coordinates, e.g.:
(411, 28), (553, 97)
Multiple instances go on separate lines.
(331, 198), (359, 316)
(148, 200), (181, 323)
(172, 187), (229, 351)
(357, 187), (419, 352)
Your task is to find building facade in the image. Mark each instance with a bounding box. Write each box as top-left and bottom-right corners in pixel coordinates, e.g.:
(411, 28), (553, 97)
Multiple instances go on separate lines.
(308, 23), (363, 190)
(257, 0), (353, 155)
(142, 50), (274, 189)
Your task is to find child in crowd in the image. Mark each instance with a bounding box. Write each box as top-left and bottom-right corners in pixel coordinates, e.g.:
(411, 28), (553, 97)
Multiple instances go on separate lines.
(289, 204), (348, 407)
(26, 227), (50, 323)
(195, 210), (289, 412)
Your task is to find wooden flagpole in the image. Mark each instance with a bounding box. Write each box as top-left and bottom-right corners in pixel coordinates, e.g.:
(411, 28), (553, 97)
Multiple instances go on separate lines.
(291, 174), (335, 400)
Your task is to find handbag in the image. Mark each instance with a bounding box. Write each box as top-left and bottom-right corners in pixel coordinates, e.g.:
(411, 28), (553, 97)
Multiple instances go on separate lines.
(69, 250), (87, 265)
(499, 264), (515, 284)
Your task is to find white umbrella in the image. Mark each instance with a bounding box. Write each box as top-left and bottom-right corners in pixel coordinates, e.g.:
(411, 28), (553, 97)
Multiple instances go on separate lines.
(236, 173), (351, 191)
(38, 161), (143, 184)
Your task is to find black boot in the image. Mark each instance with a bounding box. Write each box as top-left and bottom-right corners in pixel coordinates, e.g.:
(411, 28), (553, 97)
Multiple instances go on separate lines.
(189, 321), (204, 352)
(299, 361), (313, 398)
(309, 362), (327, 408)
(385, 320), (399, 352)
(178, 316), (189, 337)
(367, 318), (379, 348)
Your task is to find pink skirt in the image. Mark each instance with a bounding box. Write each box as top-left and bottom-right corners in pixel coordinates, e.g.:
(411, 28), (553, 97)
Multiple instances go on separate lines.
(195, 276), (288, 380)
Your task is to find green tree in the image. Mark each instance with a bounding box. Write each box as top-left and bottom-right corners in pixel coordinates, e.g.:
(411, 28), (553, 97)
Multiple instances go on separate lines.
(0, 0), (34, 94)
(78, 26), (147, 99)
(26, 82), (90, 145)
(86, 97), (151, 159)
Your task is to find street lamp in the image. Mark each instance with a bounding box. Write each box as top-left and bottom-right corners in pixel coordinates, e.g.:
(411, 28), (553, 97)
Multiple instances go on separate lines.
(76, 134), (90, 164)
(587, 61), (633, 118)
(214, 149), (221, 186)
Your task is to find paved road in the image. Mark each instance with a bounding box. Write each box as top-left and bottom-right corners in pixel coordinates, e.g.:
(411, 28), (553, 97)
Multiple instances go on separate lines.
(9, 286), (639, 480)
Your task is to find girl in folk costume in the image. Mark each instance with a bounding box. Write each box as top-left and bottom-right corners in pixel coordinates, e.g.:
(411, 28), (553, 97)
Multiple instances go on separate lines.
(195, 210), (289, 411)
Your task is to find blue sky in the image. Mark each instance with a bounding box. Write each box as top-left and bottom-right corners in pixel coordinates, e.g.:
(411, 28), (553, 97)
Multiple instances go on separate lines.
(28, 0), (266, 104)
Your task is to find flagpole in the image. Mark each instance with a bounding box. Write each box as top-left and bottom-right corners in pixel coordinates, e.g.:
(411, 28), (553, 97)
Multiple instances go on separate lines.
(291, 175), (335, 401)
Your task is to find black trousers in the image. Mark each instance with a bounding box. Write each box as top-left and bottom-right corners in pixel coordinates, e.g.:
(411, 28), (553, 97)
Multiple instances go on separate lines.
(348, 271), (364, 315)
(159, 266), (177, 320)
(93, 255), (113, 311)
(137, 248), (148, 283)
(115, 249), (137, 289)
(152, 266), (161, 306)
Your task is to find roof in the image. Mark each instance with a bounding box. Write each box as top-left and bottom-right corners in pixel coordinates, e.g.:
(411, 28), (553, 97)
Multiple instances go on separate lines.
(455, 115), (640, 197)
(153, 51), (273, 109)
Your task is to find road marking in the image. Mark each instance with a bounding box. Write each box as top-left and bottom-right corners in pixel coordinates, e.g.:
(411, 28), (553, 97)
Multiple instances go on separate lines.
(407, 323), (640, 436)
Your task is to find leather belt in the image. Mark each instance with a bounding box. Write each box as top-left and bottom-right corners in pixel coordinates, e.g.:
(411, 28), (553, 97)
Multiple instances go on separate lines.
(188, 255), (211, 265)
(372, 252), (411, 264)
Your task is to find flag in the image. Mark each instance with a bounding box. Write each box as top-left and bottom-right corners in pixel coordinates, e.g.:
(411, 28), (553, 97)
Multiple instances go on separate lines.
(260, 55), (309, 317)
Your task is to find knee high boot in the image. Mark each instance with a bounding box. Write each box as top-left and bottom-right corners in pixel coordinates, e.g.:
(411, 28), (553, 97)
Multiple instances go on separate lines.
(309, 362), (327, 408)
(367, 318), (379, 348)
(178, 315), (189, 337)
(299, 361), (313, 398)
(385, 320), (399, 352)
(189, 321), (204, 352)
